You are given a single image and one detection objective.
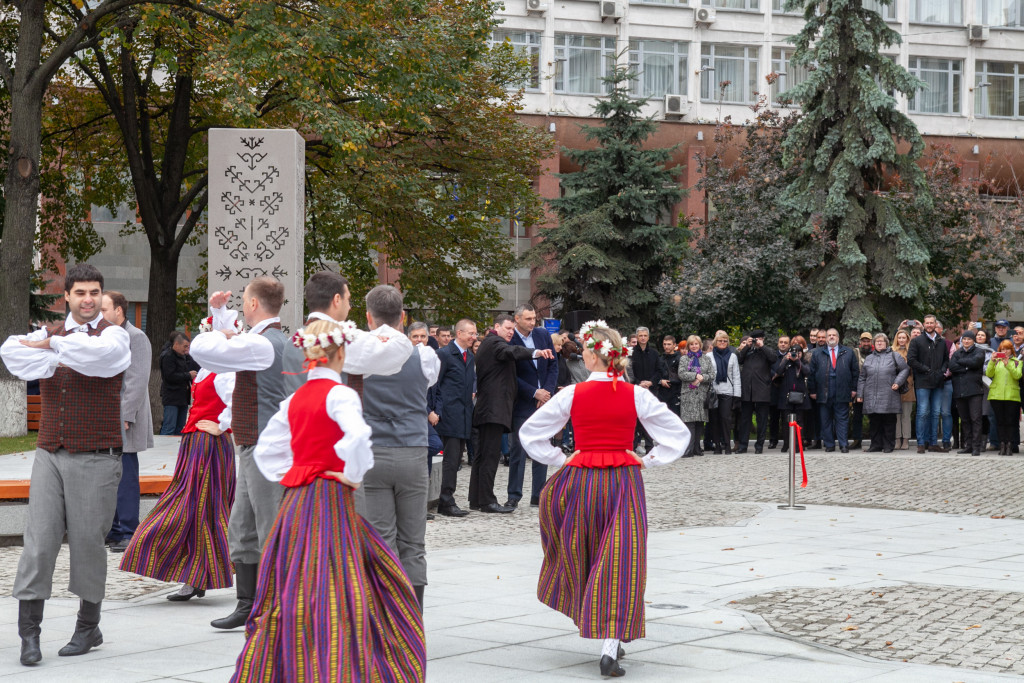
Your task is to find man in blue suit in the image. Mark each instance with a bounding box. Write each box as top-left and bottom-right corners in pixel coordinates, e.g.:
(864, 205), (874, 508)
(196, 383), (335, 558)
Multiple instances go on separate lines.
(808, 328), (860, 453)
(432, 319), (478, 517)
(505, 304), (559, 508)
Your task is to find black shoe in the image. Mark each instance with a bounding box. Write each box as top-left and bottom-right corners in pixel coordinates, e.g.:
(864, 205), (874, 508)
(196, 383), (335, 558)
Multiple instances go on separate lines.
(480, 503), (514, 514)
(600, 655), (625, 677)
(530, 499), (540, 507)
(109, 538), (130, 553)
(957, 447), (972, 454)
(437, 505), (470, 517)
(211, 562), (257, 630)
(850, 440), (862, 449)
(972, 450), (981, 456)
(167, 585), (206, 602)
(840, 447), (850, 453)
(503, 499), (519, 509)
(768, 441), (778, 449)
(813, 440), (823, 449)
(18, 599), (43, 666)
(754, 447), (763, 454)
(469, 503), (481, 511)
(426, 512), (435, 521)
(825, 447), (835, 453)
(713, 448), (722, 454)
(780, 443), (788, 452)
(58, 600), (102, 657)
(500, 455), (510, 466)
(734, 447), (747, 454)
(883, 448), (893, 453)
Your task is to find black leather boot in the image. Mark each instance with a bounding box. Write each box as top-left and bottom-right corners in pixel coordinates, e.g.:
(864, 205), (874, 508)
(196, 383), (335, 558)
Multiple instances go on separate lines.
(211, 562), (258, 629)
(58, 600), (102, 656)
(18, 599), (44, 665)
(413, 585), (424, 611)
(600, 655), (625, 677)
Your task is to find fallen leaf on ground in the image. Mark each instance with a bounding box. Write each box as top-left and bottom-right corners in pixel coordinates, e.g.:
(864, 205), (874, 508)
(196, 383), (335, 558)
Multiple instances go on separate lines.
(841, 625), (858, 631)
(886, 641), (893, 645)
(713, 620), (722, 624)
(965, 624), (981, 629)
(991, 515), (1006, 519)
(722, 548), (734, 551)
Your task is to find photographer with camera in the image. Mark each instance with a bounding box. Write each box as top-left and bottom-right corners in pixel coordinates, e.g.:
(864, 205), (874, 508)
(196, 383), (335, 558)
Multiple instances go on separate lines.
(772, 335), (813, 453)
(736, 330), (777, 454)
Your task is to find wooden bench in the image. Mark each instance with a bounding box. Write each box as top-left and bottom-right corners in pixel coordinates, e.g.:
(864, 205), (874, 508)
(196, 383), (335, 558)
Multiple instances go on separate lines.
(27, 395), (41, 431)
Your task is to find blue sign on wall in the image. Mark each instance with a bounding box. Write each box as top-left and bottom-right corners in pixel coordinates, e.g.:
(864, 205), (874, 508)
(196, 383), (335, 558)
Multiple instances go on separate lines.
(543, 318), (561, 334)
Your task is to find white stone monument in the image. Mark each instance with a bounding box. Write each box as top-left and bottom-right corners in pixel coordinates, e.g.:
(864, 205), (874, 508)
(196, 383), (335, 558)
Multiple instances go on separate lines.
(208, 128), (305, 332)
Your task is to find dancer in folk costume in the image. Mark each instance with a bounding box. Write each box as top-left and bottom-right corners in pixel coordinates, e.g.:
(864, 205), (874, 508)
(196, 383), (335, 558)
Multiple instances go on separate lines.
(231, 319), (425, 683)
(519, 322), (688, 677)
(119, 316), (241, 600)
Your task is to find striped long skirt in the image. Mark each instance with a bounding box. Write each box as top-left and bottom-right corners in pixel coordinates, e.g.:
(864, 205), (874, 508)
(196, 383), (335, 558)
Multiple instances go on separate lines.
(537, 464), (648, 641)
(119, 430), (235, 589)
(230, 477), (426, 683)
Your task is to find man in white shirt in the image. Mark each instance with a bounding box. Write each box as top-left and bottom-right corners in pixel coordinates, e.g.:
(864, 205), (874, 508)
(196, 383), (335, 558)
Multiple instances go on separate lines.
(1, 264), (131, 665)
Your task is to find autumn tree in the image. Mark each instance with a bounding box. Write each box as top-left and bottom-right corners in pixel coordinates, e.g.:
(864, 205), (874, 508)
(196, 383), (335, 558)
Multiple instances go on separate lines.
(525, 67), (686, 330)
(780, 0), (931, 332)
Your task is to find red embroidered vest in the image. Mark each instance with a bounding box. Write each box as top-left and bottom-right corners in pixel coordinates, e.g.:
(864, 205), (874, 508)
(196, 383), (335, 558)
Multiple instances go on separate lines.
(37, 319), (124, 453)
(183, 373), (229, 434)
(568, 380), (639, 468)
(281, 378), (346, 488)
(232, 322), (281, 447)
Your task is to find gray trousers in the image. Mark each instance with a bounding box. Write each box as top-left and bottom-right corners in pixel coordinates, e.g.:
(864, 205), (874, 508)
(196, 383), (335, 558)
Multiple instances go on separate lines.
(228, 444), (285, 565)
(354, 446), (428, 586)
(14, 448), (121, 603)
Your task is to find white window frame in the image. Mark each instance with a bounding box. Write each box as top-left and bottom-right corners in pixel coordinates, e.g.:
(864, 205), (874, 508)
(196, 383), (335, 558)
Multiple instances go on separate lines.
(770, 46), (810, 104)
(908, 56), (962, 114)
(554, 34), (617, 96)
(703, 0), (760, 11)
(975, 61), (1024, 119)
(489, 30), (542, 92)
(628, 39), (689, 99)
(909, 0), (963, 24)
(700, 44), (760, 104)
(863, 0), (898, 20)
(630, 0), (688, 5)
(975, 0), (1024, 27)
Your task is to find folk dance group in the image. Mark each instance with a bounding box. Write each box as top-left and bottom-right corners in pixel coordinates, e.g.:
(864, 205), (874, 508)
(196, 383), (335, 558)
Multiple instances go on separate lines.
(1, 264), (689, 680)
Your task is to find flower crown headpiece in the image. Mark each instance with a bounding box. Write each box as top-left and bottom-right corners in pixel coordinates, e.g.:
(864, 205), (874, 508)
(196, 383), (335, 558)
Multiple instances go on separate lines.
(291, 321), (359, 351)
(579, 320), (633, 360)
(199, 316), (244, 334)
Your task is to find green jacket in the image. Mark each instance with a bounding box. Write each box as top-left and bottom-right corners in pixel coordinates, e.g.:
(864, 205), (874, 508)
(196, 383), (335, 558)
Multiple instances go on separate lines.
(985, 357), (1022, 402)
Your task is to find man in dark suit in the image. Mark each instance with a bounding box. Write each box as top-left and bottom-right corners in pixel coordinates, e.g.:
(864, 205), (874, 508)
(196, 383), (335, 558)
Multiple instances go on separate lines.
(471, 315), (554, 513)
(433, 318), (478, 517)
(808, 328), (860, 453)
(505, 304), (558, 509)
(630, 326), (667, 452)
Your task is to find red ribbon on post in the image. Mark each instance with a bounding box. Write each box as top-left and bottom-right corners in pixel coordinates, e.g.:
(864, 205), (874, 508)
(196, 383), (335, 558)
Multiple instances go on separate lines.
(789, 420), (808, 488)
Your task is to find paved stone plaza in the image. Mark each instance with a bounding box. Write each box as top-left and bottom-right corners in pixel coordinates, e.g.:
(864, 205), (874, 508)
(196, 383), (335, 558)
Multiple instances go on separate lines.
(0, 447), (1022, 680)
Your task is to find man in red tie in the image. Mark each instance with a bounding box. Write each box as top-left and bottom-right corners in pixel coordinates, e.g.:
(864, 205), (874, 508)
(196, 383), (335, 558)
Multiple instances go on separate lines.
(434, 319), (478, 517)
(807, 328), (859, 453)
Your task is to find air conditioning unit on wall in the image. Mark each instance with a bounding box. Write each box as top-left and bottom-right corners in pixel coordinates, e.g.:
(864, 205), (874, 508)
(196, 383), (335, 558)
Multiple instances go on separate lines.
(601, 1), (622, 20)
(696, 6), (716, 23)
(526, 0), (548, 14)
(665, 94), (690, 117)
(968, 24), (990, 41)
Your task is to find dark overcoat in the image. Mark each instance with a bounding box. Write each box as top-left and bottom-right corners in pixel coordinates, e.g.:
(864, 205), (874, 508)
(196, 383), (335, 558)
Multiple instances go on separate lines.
(473, 334), (535, 430)
(435, 341), (476, 439)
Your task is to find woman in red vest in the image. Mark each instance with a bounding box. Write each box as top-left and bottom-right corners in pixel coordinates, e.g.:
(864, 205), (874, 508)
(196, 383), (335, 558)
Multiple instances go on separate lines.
(120, 318), (237, 600)
(519, 322), (689, 678)
(230, 319), (425, 682)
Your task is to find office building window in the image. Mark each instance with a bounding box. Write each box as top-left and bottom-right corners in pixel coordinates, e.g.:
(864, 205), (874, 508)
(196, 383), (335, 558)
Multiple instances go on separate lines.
(863, 0), (898, 19)
(704, 0), (760, 9)
(910, 0), (962, 23)
(770, 47), (810, 104)
(631, 0), (687, 5)
(975, 62), (1023, 118)
(628, 40), (688, 98)
(771, 0), (803, 13)
(554, 34), (617, 95)
(975, 0), (1024, 26)
(489, 30), (542, 91)
(909, 57), (962, 114)
(700, 44), (760, 104)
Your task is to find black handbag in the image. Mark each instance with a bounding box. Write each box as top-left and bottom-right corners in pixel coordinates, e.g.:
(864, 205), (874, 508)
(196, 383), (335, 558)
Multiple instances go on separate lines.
(786, 390), (805, 405)
(704, 388), (718, 410)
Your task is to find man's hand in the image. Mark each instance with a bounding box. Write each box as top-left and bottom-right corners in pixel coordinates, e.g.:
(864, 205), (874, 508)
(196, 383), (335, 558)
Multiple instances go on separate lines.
(533, 348), (555, 360)
(189, 370), (198, 380)
(659, 379), (670, 388)
(209, 291), (232, 309)
(851, 391), (857, 399)
(534, 388), (551, 403)
(810, 393), (817, 400)
(124, 421), (130, 430)
(856, 397), (863, 403)
(639, 380), (653, 389)
(19, 338), (52, 350)
(196, 419), (223, 436)
(428, 411), (439, 426)
(755, 338), (764, 347)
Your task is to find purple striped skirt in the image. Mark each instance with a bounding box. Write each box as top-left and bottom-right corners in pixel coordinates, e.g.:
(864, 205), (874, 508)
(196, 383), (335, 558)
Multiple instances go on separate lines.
(119, 430), (235, 589)
(538, 464), (648, 641)
(230, 477), (426, 683)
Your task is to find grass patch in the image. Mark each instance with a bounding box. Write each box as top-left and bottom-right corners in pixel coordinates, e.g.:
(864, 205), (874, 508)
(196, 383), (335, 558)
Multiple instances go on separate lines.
(0, 433), (37, 455)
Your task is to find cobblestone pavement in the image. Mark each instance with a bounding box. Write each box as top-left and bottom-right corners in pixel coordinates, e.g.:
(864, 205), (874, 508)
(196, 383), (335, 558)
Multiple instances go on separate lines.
(733, 585), (1024, 676)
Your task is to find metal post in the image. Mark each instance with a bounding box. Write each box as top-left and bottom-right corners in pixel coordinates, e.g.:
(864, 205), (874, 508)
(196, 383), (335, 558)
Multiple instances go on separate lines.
(778, 412), (805, 510)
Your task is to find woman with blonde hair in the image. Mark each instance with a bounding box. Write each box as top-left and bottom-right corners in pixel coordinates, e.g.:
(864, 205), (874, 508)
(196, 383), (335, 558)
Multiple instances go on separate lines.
(679, 334), (713, 457)
(519, 321), (688, 677)
(892, 329), (915, 450)
(230, 319), (424, 682)
(709, 331), (740, 453)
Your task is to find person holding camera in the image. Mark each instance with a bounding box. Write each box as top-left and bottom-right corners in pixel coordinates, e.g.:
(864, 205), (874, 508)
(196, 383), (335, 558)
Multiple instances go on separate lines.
(856, 333), (910, 453)
(986, 339), (1022, 455)
(736, 330), (777, 454)
(772, 335), (813, 453)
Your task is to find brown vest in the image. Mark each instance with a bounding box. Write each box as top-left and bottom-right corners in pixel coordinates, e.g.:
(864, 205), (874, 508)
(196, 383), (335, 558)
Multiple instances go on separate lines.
(232, 323), (282, 447)
(38, 319), (125, 453)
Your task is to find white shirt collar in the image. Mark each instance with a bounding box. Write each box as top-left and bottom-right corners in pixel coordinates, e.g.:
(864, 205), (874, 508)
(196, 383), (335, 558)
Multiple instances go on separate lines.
(586, 371), (613, 381)
(453, 340), (469, 355)
(250, 317), (281, 335)
(64, 313), (103, 331)
(307, 311), (338, 324)
(308, 366), (342, 383)
(515, 328), (531, 341)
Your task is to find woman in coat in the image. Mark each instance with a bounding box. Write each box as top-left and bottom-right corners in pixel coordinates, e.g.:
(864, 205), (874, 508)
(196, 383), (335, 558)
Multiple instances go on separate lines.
(892, 329), (915, 450)
(772, 335), (813, 453)
(709, 331), (741, 454)
(986, 340), (1022, 455)
(856, 333), (910, 453)
(949, 329), (987, 456)
(678, 335), (714, 457)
